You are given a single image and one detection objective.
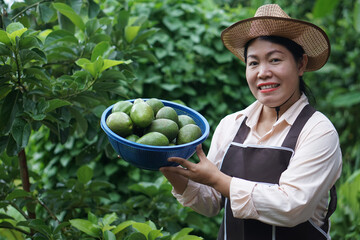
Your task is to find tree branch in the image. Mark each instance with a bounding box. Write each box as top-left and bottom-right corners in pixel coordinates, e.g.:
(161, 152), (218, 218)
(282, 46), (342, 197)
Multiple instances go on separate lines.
(11, 0), (50, 21)
(37, 198), (60, 223)
(18, 149), (36, 220)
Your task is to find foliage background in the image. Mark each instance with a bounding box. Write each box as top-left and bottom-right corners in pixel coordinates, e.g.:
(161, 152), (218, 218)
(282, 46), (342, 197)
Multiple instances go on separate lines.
(0, 0), (360, 239)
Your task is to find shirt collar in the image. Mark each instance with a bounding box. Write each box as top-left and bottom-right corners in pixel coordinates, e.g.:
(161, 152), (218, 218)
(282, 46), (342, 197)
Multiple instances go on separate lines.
(234, 94), (309, 127)
(279, 94), (309, 126)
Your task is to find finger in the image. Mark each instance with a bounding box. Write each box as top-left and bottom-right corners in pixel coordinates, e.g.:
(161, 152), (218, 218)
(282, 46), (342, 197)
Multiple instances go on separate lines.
(161, 164), (191, 178)
(159, 166), (171, 173)
(168, 157), (196, 169)
(196, 144), (207, 160)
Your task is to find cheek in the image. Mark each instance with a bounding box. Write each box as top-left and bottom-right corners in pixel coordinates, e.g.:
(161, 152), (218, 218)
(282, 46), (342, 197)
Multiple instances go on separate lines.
(246, 71), (257, 90)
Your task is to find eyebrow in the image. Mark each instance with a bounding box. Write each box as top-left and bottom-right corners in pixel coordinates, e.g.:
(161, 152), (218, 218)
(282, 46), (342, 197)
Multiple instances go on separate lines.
(247, 49), (286, 60)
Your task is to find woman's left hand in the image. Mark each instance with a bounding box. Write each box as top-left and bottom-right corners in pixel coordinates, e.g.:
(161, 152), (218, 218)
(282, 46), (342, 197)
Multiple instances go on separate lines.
(160, 144), (231, 197)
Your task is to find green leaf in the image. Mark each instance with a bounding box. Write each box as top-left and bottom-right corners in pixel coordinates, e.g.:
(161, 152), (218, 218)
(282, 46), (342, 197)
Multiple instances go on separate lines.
(125, 26), (140, 43)
(128, 232), (147, 240)
(0, 66), (12, 80)
(54, 222), (70, 234)
(6, 133), (20, 156)
(133, 29), (159, 45)
(25, 219), (52, 236)
(0, 221), (15, 228)
(8, 28), (28, 44)
(77, 165), (93, 184)
(19, 35), (41, 49)
(20, 49), (46, 65)
(88, 212), (98, 224)
(161, 83), (178, 91)
(131, 222), (153, 237)
(132, 50), (158, 63)
(39, 3), (55, 23)
(104, 230), (116, 240)
(6, 22), (25, 34)
(102, 212), (118, 226)
(89, 180), (113, 191)
(148, 229), (162, 240)
(0, 136), (8, 154)
(178, 236), (203, 240)
(76, 58), (103, 77)
(91, 41), (111, 62)
(354, 0), (360, 32)
(23, 98), (49, 121)
(46, 99), (72, 113)
(313, 0), (340, 18)
(116, 10), (129, 30)
(172, 228), (194, 240)
(88, 0), (100, 18)
(11, 117), (31, 149)
(129, 182), (159, 198)
(0, 43), (11, 56)
(339, 170), (360, 213)
(85, 18), (100, 37)
(0, 90), (19, 134)
(24, 68), (51, 85)
(101, 59), (132, 73)
(69, 108), (88, 137)
(332, 91), (360, 107)
(69, 219), (101, 237)
(99, 69), (127, 81)
(0, 30), (11, 45)
(53, 3), (85, 31)
(112, 220), (135, 234)
(6, 189), (31, 201)
(44, 29), (78, 47)
(0, 213), (14, 220)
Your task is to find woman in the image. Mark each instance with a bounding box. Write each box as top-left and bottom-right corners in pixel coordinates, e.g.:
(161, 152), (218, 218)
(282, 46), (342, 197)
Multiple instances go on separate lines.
(160, 4), (342, 240)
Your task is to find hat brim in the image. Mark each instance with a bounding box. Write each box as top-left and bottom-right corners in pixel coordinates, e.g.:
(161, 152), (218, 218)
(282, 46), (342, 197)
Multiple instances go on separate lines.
(221, 16), (330, 71)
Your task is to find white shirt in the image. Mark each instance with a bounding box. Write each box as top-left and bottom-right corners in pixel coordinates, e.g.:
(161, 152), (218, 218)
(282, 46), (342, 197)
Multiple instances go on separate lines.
(172, 94), (342, 229)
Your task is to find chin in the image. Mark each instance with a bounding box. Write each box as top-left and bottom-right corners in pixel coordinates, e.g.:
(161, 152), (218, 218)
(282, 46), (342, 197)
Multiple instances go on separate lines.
(257, 97), (281, 108)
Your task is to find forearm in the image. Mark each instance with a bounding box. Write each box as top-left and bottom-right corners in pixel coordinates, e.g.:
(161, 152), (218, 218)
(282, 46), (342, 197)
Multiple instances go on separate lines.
(172, 179), (223, 217)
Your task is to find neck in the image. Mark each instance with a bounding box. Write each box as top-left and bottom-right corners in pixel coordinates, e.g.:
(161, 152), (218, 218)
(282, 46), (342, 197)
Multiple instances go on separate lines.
(263, 92), (301, 122)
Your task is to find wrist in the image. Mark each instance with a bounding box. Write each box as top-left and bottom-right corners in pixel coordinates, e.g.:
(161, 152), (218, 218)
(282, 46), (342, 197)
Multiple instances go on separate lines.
(211, 172), (232, 198)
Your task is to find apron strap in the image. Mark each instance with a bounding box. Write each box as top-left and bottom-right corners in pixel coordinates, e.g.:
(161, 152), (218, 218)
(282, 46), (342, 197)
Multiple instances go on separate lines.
(233, 117), (250, 144)
(281, 104), (316, 150)
(321, 185), (337, 233)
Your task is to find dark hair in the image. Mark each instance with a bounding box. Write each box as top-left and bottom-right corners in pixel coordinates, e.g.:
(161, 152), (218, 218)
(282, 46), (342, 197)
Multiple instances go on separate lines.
(244, 36), (316, 104)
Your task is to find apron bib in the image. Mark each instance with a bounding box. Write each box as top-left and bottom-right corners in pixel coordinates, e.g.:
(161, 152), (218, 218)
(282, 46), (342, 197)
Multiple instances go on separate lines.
(217, 105), (336, 240)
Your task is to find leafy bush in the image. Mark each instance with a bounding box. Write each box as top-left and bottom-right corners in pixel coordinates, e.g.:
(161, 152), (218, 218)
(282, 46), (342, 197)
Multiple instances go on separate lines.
(1, 0), (360, 239)
(131, 0), (255, 144)
(330, 170), (360, 239)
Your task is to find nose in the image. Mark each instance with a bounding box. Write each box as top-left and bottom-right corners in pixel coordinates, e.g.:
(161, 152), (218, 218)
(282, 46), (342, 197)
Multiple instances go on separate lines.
(258, 64), (272, 79)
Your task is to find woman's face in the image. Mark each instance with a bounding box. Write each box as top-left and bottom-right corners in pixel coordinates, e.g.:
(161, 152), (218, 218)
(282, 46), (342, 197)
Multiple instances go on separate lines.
(245, 38), (307, 109)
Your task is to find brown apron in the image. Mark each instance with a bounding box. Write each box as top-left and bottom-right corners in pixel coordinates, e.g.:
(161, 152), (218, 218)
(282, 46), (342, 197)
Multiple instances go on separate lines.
(218, 105), (337, 240)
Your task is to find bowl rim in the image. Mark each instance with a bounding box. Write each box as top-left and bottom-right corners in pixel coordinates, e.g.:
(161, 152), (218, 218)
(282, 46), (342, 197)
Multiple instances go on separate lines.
(100, 99), (210, 151)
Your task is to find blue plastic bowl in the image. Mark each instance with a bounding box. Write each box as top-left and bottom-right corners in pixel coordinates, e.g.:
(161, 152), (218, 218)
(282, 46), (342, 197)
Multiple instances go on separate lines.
(100, 99), (210, 171)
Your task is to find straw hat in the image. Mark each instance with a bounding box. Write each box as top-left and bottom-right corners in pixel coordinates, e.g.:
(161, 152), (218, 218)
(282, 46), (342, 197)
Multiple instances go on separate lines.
(221, 4), (330, 71)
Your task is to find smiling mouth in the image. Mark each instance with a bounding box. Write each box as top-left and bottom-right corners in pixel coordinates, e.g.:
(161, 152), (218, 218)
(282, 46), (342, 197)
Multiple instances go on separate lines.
(258, 84), (280, 90)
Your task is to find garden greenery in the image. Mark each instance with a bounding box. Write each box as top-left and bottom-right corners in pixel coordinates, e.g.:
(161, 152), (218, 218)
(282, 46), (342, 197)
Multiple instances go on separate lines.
(0, 0), (360, 239)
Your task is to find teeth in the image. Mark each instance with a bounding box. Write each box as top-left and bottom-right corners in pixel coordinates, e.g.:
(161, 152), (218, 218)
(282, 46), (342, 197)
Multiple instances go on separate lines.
(259, 84), (278, 90)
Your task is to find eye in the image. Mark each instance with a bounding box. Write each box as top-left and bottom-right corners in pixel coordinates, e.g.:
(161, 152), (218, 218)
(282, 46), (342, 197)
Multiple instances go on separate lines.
(248, 61), (258, 66)
(270, 58), (281, 63)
